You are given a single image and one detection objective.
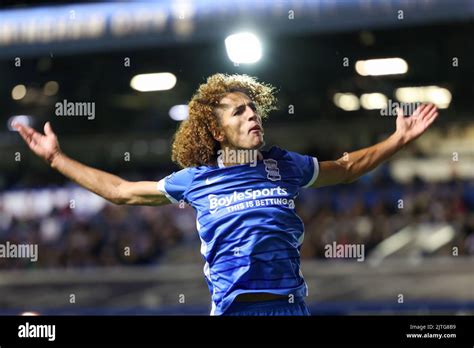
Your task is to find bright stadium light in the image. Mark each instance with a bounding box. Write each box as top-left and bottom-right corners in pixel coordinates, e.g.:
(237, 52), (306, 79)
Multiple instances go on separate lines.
(169, 104), (189, 121)
(395, 86), (452, 109)
(360, 93), (388, 110)
(130, 73), (177, 92)
(225, 32), (262, 64)
(333, 93), (360, 111)
(11, 84), (27, 100)
(355, 58), (408, 76)
(43, 81), (59, 96)
(8, 115), (33, 131)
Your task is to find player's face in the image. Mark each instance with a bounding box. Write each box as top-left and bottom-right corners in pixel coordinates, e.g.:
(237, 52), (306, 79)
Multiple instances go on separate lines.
(215, 92), (264, 150)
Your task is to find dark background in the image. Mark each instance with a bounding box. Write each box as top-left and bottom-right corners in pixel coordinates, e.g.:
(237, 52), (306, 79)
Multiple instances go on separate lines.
(0, 0), (472, 315)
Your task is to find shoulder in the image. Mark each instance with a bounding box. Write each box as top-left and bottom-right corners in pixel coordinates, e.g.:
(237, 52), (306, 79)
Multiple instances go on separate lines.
(261, 145), (287, 159)
(171, 165), (212, 177)
(262, 145), (300, 162)
(168, 165), (218, 183)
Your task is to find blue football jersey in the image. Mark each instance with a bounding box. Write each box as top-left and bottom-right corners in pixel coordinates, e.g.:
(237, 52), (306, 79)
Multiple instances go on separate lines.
(157, 146), (319, 315)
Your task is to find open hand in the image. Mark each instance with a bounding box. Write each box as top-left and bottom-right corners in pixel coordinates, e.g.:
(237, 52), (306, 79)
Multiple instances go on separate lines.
(14, 122), (62, 164)
(395, 103), (439, 144)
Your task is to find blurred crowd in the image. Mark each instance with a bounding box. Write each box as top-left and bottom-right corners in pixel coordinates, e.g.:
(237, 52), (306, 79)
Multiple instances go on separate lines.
(298, 177), (474, 259)
(0, 171), (473, 270)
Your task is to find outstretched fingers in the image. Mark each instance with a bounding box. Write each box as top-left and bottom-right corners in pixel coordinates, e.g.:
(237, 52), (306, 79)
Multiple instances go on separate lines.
(422, 104), (437, 121)
(44, 121), (54, 136)
(15, 123), (42, 148)
(15, 123), (32, 142)
(424, 109), (439, 128)
(418, 103), (433, 117)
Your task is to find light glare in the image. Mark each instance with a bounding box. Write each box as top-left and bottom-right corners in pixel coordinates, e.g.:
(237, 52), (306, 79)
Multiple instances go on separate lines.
(8, 115), (33, 131)
(355, 58), (408, 76)
(169, 104), (189, 121)
(395, 86), (452, 109)
(225, 32), (262, 64)
(333, 93), (360, 111)
(130, 73), (177, 92)
(360, 93), (388, 110)
(12, 84), (27, 100)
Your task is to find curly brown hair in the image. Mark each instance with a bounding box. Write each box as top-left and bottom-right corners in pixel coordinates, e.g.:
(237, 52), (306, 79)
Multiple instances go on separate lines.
(171, 73), (278, 168)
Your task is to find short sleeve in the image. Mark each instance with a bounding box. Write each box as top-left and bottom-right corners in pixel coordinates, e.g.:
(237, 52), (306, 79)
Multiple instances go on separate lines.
(157, 168), (195, 203)
(286, 150), (319, 188)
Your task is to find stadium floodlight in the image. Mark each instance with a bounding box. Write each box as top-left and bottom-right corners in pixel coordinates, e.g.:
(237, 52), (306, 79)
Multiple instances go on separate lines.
(43, 81), (59, 96)
(130, 73), (177, 92)
(360, 93), (388, 110)
(169, 104), (189, 121)
(355, 58), (408, 76)
(8, 115), (33, 131)
(11, 84), (27, 100)
(395, 86), (452, 109)
(333, 92), (360, 111)
(225, 32), (262, 64)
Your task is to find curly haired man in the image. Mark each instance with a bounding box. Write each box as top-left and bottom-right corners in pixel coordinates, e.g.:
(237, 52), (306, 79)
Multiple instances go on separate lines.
(15, 74), (438, 316)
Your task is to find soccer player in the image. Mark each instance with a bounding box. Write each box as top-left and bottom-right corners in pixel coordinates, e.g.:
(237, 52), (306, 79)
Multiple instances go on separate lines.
(14, 74), (439, 316)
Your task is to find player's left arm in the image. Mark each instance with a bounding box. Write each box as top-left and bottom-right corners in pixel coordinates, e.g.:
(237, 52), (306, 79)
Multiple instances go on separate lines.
(311, 103), (439, 188)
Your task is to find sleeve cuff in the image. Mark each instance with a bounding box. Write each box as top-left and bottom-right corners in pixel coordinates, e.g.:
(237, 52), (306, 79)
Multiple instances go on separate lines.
(157, 179), (178, 204)
(303, 157), (319, 188)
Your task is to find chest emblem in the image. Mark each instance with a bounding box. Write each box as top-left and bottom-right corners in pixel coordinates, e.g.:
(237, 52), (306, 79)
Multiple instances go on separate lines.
(263, 159), (281, 181)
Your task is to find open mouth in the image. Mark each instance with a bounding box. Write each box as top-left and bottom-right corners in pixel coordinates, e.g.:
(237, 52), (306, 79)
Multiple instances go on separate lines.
(249, 125), (262, 134)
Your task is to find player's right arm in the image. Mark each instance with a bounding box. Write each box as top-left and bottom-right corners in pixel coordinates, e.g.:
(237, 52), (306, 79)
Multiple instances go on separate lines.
(14, 121), (170, 206)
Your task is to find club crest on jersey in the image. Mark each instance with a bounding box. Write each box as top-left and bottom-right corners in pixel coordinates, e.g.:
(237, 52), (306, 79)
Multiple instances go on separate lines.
(263, 159), (281, 181)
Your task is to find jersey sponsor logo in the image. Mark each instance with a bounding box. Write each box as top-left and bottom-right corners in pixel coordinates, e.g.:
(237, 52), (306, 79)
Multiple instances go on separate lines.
(208, 186), (288, 214)
(264, 159), (281, 181)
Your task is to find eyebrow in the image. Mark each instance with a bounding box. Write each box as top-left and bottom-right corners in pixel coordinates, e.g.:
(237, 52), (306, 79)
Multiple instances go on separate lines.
(219, 101), (256, 112)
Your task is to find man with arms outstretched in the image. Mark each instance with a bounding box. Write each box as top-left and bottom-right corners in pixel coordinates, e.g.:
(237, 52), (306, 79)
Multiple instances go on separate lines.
(15, 74), (439, 315)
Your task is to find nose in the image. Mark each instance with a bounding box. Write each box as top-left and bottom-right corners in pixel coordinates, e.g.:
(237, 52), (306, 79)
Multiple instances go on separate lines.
(246, 107), (258, 122)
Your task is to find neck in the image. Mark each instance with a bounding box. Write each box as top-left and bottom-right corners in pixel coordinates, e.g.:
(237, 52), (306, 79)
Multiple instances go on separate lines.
(217, 145), (262, 167)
